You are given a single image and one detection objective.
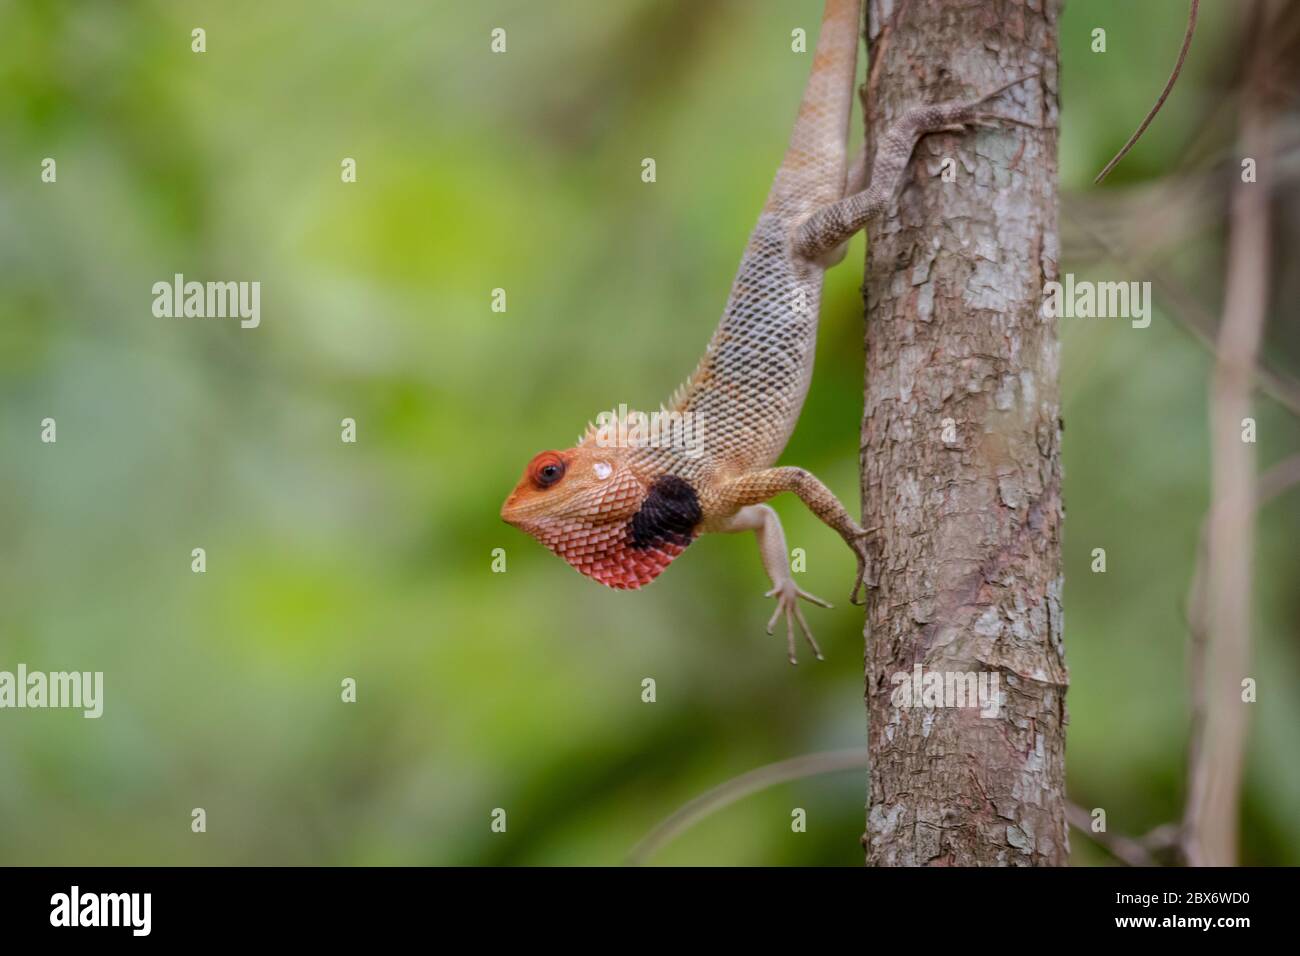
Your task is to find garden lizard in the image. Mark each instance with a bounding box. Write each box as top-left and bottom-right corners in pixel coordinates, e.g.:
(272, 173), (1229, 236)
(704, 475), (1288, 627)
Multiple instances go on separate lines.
(502, 0), (1030, 663)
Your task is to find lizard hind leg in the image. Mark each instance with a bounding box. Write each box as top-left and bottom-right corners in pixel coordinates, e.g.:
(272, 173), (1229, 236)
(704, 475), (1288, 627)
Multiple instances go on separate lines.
(792, 74), (1039, 261)
(813, 140), (870, 269)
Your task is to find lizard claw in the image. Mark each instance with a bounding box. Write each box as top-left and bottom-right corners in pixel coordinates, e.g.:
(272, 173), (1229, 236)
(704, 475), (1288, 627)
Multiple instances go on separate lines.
(931, 73), (1040, 131)
(973, 73), (1040, 106)
(963, 112), (1043, 132)
(848, 527), (874, 607)
(765, 581), (830, 664)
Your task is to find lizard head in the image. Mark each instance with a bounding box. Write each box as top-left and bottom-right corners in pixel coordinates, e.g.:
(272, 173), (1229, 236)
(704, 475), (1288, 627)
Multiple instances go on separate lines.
(500, 439), (701, 590)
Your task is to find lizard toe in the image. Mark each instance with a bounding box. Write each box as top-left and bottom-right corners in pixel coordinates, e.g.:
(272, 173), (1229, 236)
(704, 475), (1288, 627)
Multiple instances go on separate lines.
(766, 581), (829, 663)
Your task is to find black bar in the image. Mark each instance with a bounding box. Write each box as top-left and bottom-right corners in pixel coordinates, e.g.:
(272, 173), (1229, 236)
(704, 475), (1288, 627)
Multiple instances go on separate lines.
(0, 865), (1280, 941)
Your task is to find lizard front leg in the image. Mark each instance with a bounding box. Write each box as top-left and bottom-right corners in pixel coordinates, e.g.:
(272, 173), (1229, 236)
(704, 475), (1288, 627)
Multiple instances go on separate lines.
(712, 465), (871, 611)
(717, 504), (833, 664)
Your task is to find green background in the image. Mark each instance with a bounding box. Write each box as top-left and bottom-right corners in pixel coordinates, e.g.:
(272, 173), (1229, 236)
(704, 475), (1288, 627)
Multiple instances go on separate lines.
(1, 0), (1296, 865)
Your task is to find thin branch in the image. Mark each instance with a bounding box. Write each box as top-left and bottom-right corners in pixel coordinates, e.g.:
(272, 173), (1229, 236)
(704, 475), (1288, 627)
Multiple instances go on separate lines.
(1076, 459), (1300, 869)
(1183, 19), (1273, 863)
(626, 749), (867, 865)
(1064, 802), (1170, 867)
(1256, 454), (1300, 503)
(1182, 455), (1299, 863)
(1094, 0), (1201, 183)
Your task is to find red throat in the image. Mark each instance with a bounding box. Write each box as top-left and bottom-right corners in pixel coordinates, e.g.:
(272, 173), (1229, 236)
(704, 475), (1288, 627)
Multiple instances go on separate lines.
(535, 518), (692, 590)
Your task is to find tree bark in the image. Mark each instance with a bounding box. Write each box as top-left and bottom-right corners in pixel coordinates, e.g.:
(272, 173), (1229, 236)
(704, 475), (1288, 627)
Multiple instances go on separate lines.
(861, 0), (1068, 866)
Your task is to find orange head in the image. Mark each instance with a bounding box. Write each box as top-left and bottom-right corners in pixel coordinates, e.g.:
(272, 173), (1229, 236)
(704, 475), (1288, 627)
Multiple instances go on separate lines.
(500, 442), (700, 590)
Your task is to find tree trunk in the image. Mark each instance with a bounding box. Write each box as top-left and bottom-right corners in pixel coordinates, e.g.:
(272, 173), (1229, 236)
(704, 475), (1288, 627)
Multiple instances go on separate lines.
(861, 0), (1068, 866)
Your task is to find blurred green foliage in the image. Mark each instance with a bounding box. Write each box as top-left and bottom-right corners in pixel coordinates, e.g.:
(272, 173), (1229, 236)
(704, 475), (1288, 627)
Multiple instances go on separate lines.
(0, 0), (1296, 866)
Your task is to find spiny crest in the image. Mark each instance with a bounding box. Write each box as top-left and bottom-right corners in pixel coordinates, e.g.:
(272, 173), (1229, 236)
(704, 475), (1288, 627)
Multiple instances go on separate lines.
(664, 374), (694, 414)
(576, 406), (652, 447)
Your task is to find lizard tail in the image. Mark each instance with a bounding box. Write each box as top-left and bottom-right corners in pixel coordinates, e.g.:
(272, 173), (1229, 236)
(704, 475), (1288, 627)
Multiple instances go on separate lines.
(764, 0), (862, 217)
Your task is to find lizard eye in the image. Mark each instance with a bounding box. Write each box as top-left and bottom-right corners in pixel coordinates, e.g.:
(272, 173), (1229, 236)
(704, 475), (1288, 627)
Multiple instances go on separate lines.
(529, 453), (566, 489)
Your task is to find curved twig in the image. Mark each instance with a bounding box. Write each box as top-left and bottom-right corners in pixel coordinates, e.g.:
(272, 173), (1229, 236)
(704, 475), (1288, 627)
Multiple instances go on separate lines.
(1094, 0), (1200, 184)
(629, 746), (1199, 866)
(626, 749), (868, 865)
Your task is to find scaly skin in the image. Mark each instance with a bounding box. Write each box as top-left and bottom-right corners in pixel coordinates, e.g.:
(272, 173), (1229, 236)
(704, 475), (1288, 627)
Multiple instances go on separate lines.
(502, 0), (1031, 663)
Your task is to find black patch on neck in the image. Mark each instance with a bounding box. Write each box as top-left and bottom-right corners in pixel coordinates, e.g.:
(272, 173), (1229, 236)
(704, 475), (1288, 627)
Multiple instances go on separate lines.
(629, 475), (702, 550)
